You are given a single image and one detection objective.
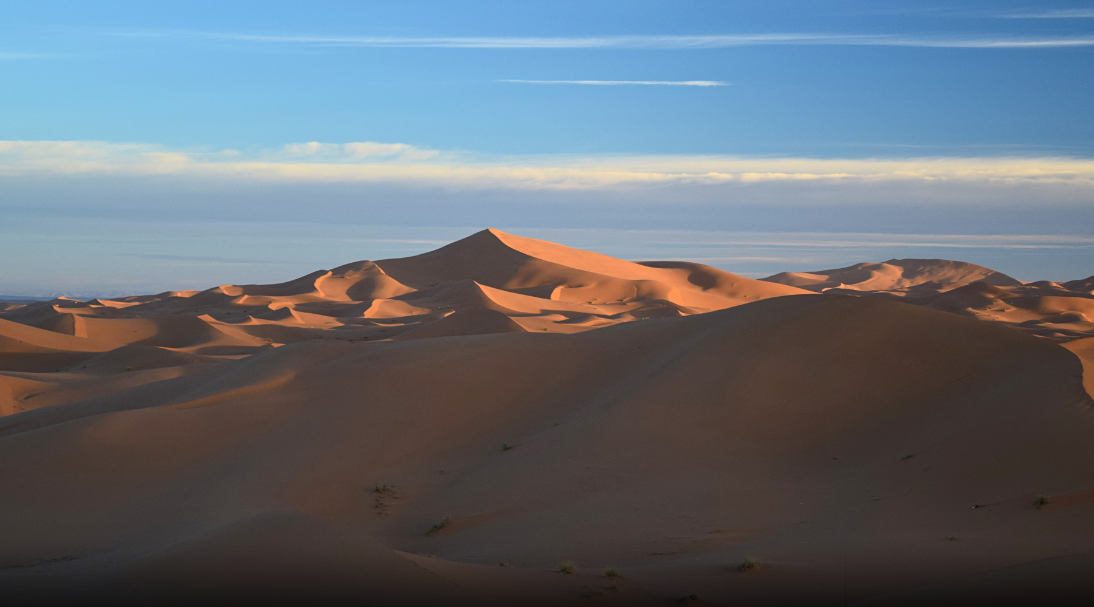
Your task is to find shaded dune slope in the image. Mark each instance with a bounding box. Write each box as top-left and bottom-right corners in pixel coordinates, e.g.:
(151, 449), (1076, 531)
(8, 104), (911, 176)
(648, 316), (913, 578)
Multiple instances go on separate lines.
(1, 295), (1092, 604)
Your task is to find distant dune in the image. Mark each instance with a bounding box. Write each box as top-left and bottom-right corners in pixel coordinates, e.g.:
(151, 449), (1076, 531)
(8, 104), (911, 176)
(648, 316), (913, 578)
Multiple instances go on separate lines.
(764, 258), (1094, 342)
(2, 230), (1093, 604)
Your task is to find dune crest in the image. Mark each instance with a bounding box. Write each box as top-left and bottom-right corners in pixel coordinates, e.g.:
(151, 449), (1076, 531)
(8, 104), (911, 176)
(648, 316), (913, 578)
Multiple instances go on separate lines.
(765, 260), (1094, 341)
(0, 230), (809, 421)
(0, 229), (808, 353)
(764, 258), (1022, 292)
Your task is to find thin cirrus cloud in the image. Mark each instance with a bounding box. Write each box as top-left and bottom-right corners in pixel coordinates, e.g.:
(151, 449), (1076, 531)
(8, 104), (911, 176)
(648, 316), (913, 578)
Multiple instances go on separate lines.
(498, 80), (729, 87)
(107, 29), (1094, 49)
(673, 234), (1094, 250)
(117, 253), (316, 266)
(996, 9), (1094, 19)
(3, 140), (1094, 193)
(0, 52), (55, 59)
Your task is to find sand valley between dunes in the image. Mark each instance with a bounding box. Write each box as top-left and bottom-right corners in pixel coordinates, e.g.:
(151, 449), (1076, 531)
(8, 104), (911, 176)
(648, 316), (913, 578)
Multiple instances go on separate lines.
(2, 228), (1094, 605)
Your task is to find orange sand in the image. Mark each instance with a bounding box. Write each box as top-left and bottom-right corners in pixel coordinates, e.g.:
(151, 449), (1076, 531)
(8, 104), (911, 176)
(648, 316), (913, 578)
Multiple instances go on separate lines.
(1, 230), (1092, 604)
(764, 258), (1094, 341)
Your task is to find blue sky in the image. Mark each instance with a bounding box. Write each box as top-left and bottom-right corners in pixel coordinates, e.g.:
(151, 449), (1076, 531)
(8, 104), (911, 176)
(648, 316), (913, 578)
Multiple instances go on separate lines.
(5, 0), (1094, 155)
(2, 1), (1093, 294)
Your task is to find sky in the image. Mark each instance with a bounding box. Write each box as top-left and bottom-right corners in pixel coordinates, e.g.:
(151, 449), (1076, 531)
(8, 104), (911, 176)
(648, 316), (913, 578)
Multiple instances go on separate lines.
(1, 0), (1092, 295)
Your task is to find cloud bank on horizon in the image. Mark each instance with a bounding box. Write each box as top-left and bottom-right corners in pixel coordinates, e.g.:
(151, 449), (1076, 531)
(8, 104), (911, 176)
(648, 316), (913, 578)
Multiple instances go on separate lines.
(3, 140), (1094, 193)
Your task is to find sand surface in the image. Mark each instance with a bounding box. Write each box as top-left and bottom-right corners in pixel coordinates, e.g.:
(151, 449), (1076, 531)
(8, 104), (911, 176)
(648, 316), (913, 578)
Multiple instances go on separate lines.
(2, 230), (1093, 605)
(764, 258), (1094, 341)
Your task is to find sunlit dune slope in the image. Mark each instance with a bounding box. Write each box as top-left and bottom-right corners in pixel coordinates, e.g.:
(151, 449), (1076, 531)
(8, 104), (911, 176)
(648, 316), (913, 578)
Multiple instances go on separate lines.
(0, 230), (811, 424)
(764, 260), (1094, 341)
(763, 258), (1022, 293)
(0, 229), (808, 354)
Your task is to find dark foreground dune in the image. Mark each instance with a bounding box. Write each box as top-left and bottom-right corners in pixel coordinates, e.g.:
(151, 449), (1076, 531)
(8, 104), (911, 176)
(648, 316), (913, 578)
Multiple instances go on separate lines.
(1, 230), (1093, 605)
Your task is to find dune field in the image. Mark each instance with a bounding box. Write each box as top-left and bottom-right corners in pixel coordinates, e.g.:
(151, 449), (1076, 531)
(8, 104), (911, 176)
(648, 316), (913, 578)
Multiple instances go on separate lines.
(2, 229), (1093, 605)
(764, 258), (1094, 342)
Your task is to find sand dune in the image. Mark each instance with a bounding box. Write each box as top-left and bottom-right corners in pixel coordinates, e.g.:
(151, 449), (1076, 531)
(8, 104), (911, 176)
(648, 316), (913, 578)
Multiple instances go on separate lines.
(763, 258), (1022, 293)
(0, 229), (807, 352)
(0, 317), (118, 373)
(1, 231), (1093, 604)
(764, 259), (1094, 341)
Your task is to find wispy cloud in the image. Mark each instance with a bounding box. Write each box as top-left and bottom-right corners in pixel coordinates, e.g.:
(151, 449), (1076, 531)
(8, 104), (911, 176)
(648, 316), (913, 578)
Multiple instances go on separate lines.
(3, 140), (1094, 194)
(107, 29), (1094, 49)
(0, 52), (55, 59)
(521, 228), (1094, 253)
(499, 79), (728, 87)
(271, 141), (439, 161)
(684, 256), (802, 262)
(997, 9), (1094, 19)
(675, 234), (1094, 250)
(117, 253), (315, 265)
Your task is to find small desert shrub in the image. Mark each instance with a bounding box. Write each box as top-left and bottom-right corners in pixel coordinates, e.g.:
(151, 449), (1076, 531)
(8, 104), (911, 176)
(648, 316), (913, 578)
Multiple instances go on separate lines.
(557, 561), (576, 574)
(427, 516), (452, 535)
(501, 443), (514, 451)
(737, 557), (759, 572)
(1036, 495), (1050, 508)
(374, 483), (392, 493)
(603, 566), (624, 578)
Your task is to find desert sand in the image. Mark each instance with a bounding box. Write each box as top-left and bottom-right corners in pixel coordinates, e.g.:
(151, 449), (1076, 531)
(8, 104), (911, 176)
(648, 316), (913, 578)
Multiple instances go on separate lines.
(1, 229), (1093, 605)
(764, 258), (1094, 341)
